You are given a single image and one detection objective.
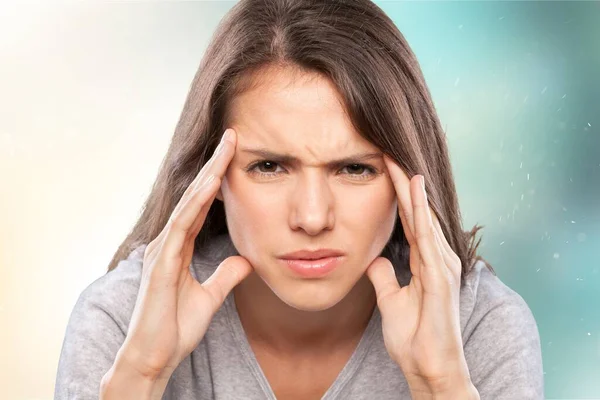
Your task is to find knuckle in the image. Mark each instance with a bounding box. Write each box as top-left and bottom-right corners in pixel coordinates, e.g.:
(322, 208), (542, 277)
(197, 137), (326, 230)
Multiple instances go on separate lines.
(221, 262), (239, 283)
(454, 261), (463, 278)
(415, 226), (434, 243)
(401, 209), (413, 223)
(377, 282), (398, 303)
(428, 224), (437, 237)
(446, 268), (461, 289)
(451, 254), (461, 267)
(168, 217), (184, 232)
(415, 231), (428, 242)
(170, 204), (182, 220)
(148, 247), (181, 275)
(144, 243), (155, 260)
(413, 202), (426, 212)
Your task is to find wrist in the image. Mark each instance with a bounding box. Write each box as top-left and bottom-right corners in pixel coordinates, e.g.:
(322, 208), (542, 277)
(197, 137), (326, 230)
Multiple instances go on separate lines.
(432, 381), (479, 400)
(408, 376), (479, 400)
(100, 353), (173, 400)
(406, 364), (479, 400)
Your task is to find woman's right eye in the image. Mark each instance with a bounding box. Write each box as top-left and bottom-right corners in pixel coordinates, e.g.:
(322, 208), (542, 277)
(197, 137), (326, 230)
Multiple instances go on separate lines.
(246, 160), (285, 177)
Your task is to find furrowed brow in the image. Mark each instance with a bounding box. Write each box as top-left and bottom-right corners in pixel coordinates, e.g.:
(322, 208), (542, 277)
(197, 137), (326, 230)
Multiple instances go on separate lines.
(239, 146), (382, 167)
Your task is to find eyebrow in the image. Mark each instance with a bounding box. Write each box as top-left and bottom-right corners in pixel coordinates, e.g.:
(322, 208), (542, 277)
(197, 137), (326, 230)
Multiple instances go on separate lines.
(239, 146), (383, 167)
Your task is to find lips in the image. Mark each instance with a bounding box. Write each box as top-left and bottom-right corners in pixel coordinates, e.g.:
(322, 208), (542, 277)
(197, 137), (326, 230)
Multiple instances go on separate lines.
(279, 248), (345, 261)
(280, 256), (344, 278)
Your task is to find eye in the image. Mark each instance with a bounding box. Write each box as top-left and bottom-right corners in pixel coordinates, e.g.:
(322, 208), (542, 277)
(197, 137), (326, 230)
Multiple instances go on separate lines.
(341, 164), (373, 177)
(247, 161), (284, 176)
(246, 160), (378, 181)
(340, 164), (379, 180)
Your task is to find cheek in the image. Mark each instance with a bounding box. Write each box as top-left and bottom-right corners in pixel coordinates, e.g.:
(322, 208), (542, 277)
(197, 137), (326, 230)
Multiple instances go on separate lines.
(225, 184), (280, 223)
(350, 183), (396, 221)
(221, 172), (282, 250)
(340, 183), (397, 244)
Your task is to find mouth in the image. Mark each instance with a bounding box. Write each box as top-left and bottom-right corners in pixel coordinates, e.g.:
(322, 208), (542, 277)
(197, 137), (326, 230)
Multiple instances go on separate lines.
(279, 248), (345, 260)
(279, 256), (344, 278)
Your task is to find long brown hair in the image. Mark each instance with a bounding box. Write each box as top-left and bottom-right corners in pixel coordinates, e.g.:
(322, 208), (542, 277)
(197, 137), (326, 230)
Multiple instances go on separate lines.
(106, 0), (494, 284)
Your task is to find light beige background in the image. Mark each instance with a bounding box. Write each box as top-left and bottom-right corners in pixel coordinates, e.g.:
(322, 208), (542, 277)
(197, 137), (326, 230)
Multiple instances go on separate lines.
(0, 2), (233, 398)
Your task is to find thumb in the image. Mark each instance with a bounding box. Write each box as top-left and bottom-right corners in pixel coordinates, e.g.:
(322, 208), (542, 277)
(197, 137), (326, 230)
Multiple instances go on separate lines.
(202, 255), (254, 313)
(365, 257), (400, 306)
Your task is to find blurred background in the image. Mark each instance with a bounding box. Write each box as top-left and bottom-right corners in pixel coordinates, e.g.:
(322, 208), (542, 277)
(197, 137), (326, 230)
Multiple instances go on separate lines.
(0, 1), (598, 398)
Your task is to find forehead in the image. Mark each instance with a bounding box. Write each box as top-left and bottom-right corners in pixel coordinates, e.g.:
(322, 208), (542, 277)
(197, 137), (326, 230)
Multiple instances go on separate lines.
(226, 66), (373, 151)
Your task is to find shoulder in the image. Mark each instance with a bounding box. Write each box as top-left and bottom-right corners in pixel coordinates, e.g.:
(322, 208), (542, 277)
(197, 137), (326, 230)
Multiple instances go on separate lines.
(92, 244), (146, 292)
(461, 259), (538, 336)
(82, 244), (146, 303)
(54, 244), (148, 397)
(459, 260), (544, 399)
(73, 244), (147, 330)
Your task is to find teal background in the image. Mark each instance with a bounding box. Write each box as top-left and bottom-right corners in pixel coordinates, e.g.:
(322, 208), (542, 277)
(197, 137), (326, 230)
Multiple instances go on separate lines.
(376, 2), (600, 398)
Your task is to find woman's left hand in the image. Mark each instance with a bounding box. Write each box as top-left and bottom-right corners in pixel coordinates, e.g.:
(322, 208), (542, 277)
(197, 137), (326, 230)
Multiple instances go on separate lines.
(365, 155), (478, 399)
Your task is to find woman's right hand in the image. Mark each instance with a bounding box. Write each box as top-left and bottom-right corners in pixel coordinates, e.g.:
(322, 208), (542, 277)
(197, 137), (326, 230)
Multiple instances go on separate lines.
(116, 128), (253, 381)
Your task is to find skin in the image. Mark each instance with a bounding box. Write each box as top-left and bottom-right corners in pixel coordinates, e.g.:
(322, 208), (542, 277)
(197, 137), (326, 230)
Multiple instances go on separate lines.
(212, 65), (478, 397)
(367, 157), (478, 398)
(103, 66), (478, 398)
(215, 66), (398, 357)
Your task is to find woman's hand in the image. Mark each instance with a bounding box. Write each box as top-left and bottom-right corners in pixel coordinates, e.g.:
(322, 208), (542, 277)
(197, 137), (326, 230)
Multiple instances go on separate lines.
(116, 128), (253, 381)
(365, 155), (478, 398)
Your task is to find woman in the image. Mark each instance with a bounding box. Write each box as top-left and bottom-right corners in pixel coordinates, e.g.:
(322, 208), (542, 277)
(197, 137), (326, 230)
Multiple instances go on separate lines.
(54, 0), (544, 399)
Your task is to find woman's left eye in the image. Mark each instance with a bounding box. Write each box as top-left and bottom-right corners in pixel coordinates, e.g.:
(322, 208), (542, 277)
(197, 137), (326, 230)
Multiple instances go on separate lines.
(341, 164), (373, 177)
(246, 161), (378, 180)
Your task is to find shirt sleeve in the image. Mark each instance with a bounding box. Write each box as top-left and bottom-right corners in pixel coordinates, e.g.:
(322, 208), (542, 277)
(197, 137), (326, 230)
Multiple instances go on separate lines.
(54, 250), (144, 399)
(463, 292), (545, 399)
(53, 291), (123, 398)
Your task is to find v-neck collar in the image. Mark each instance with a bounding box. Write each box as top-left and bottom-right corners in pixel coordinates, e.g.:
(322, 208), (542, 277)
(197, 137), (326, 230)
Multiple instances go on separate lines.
(225, 291), (381, 400)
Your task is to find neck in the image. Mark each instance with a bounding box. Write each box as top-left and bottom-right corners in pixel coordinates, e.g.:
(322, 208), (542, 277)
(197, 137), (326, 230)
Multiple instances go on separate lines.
(233, 271), (377, 357)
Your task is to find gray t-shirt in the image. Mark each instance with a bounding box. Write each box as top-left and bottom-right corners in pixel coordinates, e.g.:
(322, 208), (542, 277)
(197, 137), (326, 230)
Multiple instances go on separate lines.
(54, 233), (544, 399)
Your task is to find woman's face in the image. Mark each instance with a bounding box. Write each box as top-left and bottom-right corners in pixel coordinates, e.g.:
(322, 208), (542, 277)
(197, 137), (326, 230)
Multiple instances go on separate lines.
(218, 66), (398, 312)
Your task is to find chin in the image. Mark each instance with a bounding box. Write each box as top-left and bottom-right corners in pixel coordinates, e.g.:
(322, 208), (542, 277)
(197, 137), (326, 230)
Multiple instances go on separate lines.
(259, 269), (352, 312)
(277, 293), (345, 312)
(285, 294), (345, 312)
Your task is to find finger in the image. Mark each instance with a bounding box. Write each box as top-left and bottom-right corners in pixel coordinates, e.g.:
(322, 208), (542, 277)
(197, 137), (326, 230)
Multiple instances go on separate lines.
(383, 155), (422, 280)
(432, 215), (462, 280)
(426, 203), (462, 279)
(202, 256), (254, 313)
(411, 174), (447, 294)
(171, 129), (235, 221)
(144, 129), (235, 263)
(365, 257), (401, 311)
(430, 210), (455, 261)
(383, 154), (415, 245)
(161, 129), (236, 265)
(188, 130), (238, 235)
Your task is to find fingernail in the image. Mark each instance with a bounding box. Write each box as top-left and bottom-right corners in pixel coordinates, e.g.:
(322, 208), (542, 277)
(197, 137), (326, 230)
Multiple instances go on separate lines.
(420, 176), (427, 198)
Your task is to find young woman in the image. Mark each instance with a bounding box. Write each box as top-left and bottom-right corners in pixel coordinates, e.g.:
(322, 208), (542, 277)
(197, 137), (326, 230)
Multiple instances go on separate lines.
(54, 0), (544, 399)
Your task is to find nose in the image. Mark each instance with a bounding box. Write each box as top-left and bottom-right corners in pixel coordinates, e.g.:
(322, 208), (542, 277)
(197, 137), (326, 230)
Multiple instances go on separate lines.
(289, 171), (335, 235)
